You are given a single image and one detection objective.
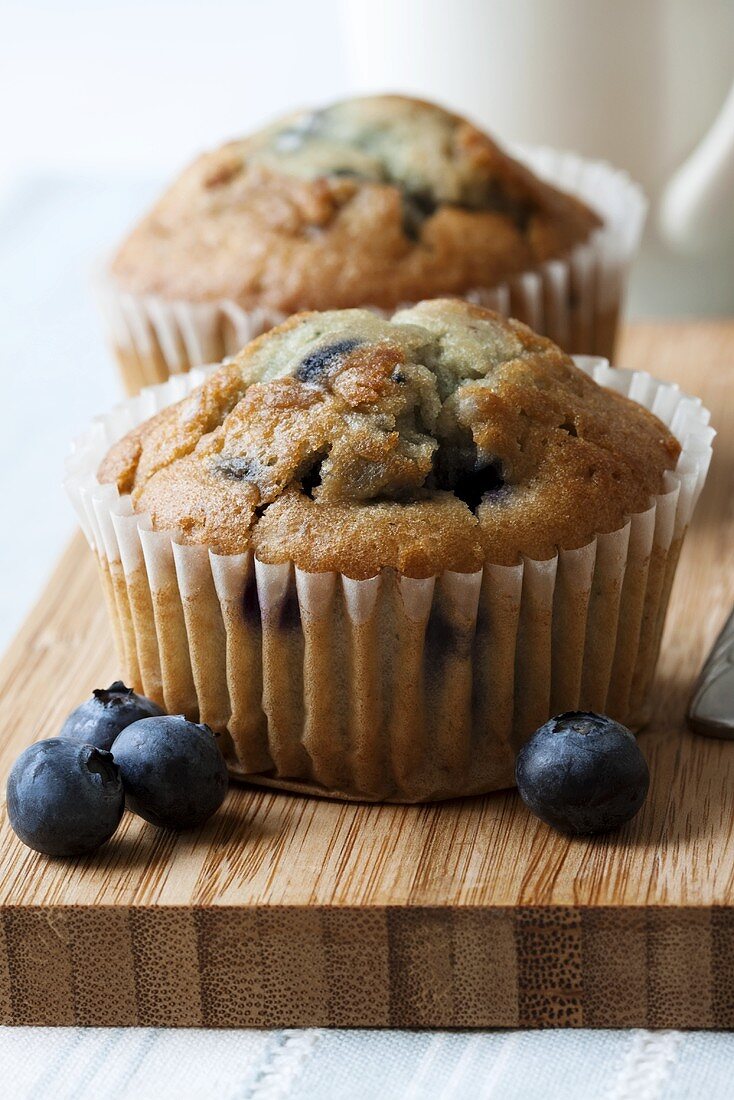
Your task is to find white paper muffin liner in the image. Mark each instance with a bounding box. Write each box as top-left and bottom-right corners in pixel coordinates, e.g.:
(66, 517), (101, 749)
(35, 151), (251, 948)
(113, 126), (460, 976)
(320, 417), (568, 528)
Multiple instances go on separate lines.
(65, 360), (712, 802)
(96, 147), (647, 395)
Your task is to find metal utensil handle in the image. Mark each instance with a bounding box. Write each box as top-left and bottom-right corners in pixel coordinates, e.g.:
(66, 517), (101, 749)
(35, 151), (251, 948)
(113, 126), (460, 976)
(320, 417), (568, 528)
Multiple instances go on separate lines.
(687, 606), (734, 738)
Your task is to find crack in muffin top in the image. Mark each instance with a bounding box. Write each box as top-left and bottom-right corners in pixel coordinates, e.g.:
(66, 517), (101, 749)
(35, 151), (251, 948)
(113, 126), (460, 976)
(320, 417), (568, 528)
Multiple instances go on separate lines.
(100, 301), (682, 576)
(99, 301), (680, 577)
(110, 95), (601, 313)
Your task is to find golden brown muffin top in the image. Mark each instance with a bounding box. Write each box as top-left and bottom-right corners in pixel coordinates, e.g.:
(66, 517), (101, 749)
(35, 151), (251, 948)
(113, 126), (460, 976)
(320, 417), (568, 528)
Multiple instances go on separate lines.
(99, 301), (680, 576)
(110, 95), (601, 313)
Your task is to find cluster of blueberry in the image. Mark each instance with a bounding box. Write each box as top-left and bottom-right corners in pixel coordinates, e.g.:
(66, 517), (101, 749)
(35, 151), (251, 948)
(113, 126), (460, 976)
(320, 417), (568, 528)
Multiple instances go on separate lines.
(6, 683), (228, 857)
(5, 686), (648, 857)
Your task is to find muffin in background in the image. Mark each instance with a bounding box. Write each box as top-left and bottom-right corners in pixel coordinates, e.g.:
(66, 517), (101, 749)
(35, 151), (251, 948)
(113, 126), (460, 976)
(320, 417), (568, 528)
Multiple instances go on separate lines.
(67, 301), (712, 802)
(100, 95), (646, 395)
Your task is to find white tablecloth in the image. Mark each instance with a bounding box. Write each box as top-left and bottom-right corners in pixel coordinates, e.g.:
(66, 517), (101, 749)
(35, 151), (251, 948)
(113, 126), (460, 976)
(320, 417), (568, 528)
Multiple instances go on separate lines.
(1, 176), (733, 1099)
(3, 1027), (734, 1099)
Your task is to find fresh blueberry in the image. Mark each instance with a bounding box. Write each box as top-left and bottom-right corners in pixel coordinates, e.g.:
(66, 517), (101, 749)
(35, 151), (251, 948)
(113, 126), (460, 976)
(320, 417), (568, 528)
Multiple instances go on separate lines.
(296, 339), (361, 384)
(515, 711), (650, 835)
(111, 716), (228, 830)
(7, 739), (124, 857)
(59, 681), (164, 751)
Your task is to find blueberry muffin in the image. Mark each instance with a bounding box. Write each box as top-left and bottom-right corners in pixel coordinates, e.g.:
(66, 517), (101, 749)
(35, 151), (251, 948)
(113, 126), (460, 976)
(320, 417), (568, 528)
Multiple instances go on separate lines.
(89, 301), (692, 802)
(101, 300), (676, 567)
(101, 94), (643, 395)
(112, 95), (599, 314)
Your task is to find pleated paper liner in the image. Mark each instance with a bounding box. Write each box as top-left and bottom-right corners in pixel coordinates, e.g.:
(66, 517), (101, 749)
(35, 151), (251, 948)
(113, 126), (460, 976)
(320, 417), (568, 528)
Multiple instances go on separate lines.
(96, 147), (647, 396)
(65, 360), (713, 803)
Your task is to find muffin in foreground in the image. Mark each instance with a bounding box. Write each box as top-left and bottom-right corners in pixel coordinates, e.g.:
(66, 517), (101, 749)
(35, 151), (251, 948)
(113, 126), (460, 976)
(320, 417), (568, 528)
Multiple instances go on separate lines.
(68, 302), (712, 802)
(101, 94), (645, 394)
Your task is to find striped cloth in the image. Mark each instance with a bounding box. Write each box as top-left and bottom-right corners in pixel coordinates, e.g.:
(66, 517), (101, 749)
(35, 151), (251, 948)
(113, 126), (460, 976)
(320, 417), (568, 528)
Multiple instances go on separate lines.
(3, 1029), (734, 1099)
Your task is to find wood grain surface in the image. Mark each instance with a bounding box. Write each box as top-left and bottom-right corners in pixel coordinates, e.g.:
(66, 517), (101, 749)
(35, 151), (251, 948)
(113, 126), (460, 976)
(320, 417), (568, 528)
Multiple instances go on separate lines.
(0, 322), (732, 1028)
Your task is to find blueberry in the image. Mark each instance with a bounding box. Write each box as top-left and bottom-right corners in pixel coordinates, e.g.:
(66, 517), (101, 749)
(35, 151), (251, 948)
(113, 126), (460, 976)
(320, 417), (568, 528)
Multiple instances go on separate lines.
(451, 457), (505, 511)
(433, 442), (505, 511)
(297, 450), (328, 499)
(213, 456), (259, 482)
(111, 716), (228, 830)
(402, 188), (438, 240)
(60, 680), (164, 751)
(296, 339), (361, 384)
(273, 110), (323, 152)
(329, 167), (363, 180)
(7, 739), (124, 857)
(515, 711), (650, 835)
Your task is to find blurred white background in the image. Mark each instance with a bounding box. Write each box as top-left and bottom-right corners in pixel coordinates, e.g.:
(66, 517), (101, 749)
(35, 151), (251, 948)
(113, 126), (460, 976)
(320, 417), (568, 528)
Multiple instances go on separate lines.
(0, 0), (345, 181)
(0, 0), (732, 648)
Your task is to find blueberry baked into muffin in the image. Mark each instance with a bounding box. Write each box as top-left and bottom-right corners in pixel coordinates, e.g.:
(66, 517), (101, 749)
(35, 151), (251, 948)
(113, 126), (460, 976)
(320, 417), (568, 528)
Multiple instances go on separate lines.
(102, 95), (644, 394)
(79, 300), (709, 802)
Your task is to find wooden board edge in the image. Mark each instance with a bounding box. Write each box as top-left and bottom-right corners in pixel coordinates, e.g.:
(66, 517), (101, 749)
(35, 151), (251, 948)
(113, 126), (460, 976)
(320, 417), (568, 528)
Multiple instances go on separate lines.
(0, 904), (731, 1029)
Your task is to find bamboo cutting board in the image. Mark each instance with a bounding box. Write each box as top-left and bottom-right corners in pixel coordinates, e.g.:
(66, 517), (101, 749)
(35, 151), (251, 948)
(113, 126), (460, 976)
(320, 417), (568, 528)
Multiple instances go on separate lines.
(0, 322), (732, 1029)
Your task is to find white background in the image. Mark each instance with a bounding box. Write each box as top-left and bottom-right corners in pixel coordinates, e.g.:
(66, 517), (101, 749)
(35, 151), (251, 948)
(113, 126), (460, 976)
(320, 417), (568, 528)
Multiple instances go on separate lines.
(0, 0), (346, 180)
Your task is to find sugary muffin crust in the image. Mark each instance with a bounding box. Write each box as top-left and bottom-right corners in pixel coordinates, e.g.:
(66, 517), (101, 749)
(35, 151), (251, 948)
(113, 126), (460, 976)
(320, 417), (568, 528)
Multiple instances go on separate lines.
(110, 95), (601, 312)
(98, 301), (681, 576)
